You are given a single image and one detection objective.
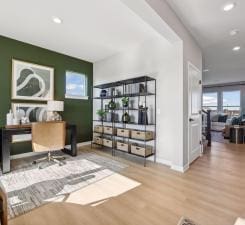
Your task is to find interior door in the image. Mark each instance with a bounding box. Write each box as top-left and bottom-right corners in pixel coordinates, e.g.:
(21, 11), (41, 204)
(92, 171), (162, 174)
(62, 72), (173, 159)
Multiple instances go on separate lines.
(188, 62), (202, 164)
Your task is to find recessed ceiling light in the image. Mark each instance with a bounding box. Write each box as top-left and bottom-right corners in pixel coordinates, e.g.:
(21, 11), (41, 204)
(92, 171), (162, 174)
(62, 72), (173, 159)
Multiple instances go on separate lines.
(52, 16), (62, 24)
(230, 29), (239, 36)
(223, 3), (236, 11)
(203, 69), (209, 72)
(233, 46), (241, 51)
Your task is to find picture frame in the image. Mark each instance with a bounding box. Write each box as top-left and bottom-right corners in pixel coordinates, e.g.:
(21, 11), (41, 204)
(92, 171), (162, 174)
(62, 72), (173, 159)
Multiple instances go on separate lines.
(12, 103), (48, 142)
(12, 103), (48, 123)
(12, 59), (54, 101)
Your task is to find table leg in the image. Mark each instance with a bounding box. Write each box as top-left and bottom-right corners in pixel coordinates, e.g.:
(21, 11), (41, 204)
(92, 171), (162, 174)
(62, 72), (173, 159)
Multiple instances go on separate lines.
(63, 125), (77, 157)
(70, 125), (77, 156)
(1, 131), (11, 174)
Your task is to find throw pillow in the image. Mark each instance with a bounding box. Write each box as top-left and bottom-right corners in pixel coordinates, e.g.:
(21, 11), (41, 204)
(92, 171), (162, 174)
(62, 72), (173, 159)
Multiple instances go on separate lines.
(212, 114), (219, 122)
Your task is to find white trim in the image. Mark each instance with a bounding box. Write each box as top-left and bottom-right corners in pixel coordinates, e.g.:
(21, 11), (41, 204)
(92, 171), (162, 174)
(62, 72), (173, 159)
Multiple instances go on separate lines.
(171, 164), (189, 173)
(147, 156), (172, 167)
(10, 141), (92, 160)
(65, 95), (89, 100)
(65, 141), (91, 149)
(187, 61), (202, 167)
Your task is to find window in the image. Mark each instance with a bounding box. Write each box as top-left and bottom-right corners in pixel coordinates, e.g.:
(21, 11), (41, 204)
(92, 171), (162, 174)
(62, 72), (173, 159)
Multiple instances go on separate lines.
(202, 92), (218, 111)
(65, 71), (88, 99)
(222, 90), (240, 115)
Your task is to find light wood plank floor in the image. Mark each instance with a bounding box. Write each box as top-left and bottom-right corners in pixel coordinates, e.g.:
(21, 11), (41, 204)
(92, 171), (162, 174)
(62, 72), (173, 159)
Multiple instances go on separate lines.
(10, 142), (245, 225)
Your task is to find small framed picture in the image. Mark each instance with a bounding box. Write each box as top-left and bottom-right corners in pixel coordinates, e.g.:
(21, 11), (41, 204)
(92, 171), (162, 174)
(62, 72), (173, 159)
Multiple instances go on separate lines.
(12, 59), (54, 101)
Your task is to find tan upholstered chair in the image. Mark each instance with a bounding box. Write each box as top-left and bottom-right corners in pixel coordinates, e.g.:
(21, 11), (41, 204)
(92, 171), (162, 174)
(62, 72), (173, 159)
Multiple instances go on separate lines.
(32, 121), (66, 168)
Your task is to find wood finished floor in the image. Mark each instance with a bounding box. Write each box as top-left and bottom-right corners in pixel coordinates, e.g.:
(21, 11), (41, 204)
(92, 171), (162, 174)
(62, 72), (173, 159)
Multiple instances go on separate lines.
(9, 142), (245, 225)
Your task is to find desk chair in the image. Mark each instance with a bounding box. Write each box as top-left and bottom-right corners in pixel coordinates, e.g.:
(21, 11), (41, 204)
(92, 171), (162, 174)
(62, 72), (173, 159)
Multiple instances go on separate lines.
(32, 121), (66, 168)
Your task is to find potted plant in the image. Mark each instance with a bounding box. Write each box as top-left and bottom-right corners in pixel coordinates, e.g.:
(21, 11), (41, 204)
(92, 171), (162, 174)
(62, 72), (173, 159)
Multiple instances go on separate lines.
(121, 97), (129, 108)
(96, 109), (107, 121)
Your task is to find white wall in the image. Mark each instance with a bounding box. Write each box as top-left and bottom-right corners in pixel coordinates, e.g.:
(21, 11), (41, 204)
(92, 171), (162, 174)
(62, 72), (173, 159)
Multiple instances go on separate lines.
(203, 72), (245, 86)
(94, 36), (183, 167)
(94, 0), (202, 171)
(144, 0), (202, 167)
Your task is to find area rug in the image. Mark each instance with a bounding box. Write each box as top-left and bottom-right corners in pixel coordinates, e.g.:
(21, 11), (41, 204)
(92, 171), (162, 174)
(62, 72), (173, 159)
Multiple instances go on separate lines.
(178, 217), (198, 225)
(211, 131), (229, 144)
(0, 152), (127, 219)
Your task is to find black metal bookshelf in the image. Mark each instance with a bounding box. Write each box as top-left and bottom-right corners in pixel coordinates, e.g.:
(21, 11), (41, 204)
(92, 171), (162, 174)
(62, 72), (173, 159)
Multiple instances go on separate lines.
(91, 76), (156, 166)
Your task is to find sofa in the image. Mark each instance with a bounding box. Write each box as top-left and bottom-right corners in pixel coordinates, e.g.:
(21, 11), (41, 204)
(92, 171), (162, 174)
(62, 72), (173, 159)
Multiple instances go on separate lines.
(211, 113), (229, 131)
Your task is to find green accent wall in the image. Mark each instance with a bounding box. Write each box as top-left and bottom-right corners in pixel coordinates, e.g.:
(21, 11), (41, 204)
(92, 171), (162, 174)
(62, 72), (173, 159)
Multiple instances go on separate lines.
(0, 35), (93, 155)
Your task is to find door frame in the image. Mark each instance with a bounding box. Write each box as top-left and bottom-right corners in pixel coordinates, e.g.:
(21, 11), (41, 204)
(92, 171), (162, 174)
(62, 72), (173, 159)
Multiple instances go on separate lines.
(187, 61), (202, 166)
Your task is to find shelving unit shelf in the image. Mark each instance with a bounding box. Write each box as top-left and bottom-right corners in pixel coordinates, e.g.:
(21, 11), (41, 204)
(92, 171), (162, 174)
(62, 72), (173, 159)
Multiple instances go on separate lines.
(92, 76), (156, 166)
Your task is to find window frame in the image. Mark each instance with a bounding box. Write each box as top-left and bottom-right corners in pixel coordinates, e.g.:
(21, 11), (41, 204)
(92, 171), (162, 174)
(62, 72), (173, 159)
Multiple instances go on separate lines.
(65, 70), (89, 100)
(202, 92), (218, 111)
(222, 90), (241, 113)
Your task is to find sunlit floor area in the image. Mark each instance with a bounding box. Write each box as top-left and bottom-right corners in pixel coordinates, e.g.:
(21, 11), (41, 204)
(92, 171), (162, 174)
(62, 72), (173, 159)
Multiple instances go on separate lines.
(9, 143), (245, 225)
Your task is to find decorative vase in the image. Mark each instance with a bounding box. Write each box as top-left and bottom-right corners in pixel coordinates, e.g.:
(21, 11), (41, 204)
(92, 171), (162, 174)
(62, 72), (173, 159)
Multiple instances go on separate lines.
(100, 90), (107, 97)
(108, 100), (116, 110)
(122, 112), (130, 123)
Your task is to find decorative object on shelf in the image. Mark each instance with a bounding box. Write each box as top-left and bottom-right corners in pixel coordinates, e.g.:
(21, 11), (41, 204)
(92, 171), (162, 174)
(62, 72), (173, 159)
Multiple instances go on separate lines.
(115, 89), (120, 96)
(122, 112), (130, 123)
(121, 97), (129, 108)
(96, 109), (107, 121)
(139, 83), (147, 93)
(21, 116), (30, 124)
(110, 88), (115, 96)
(6, 109), (14, 125)
(100, 89), (107, 97)
(12, 59), (54, 101)
(138, 107), (148, 125)
(108, 100), (117, 110)
(47, 100), (64, 121)
(106, 112), (118, 122)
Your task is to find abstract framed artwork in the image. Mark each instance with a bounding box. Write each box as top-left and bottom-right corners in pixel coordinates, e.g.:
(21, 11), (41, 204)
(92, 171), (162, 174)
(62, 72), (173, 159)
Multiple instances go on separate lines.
(12, 59), (54, 101)
(12, 103), (48, 123)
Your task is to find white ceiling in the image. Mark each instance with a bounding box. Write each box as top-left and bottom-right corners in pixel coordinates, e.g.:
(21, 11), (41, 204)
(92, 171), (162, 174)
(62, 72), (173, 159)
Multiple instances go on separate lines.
(165, 0), (245, 84)
(0, 0), (161, 62)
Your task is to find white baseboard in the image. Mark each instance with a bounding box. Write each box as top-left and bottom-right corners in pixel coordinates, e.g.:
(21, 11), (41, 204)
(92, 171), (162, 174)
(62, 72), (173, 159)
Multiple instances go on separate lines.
(147, 156), (188, 172)
(171, 164), (189, 173)
(156, 158), (172, 167)
(11, 141), (92, 160)
(65, 141), (91, 150)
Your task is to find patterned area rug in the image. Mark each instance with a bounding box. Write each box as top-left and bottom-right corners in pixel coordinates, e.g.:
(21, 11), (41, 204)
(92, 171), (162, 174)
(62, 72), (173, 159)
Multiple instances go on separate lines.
(0, 151), (127, 219)
(178, 217), (198, 225)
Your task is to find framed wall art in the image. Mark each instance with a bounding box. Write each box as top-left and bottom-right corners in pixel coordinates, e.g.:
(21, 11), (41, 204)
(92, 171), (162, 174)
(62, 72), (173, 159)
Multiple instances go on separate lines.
(12, 103), (48, 123)
(12, 59), (54, 101)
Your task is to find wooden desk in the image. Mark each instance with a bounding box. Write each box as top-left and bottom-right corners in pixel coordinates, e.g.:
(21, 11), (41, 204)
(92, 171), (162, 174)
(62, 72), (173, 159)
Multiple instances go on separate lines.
(0, 124), (77, 174)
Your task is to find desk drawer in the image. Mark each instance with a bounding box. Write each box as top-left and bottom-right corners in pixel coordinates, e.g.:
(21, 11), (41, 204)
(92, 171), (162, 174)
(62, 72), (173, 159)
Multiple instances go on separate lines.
(116, 141), (130, 152)
(117, 128), (130, 137)
(131, 130), (154, 141)
(131, 144), (153, 157)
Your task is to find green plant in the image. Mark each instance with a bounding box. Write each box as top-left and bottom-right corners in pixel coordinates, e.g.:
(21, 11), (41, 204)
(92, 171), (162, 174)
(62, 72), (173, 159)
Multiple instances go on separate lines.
(121, 97), (129, 107)
(96, 109), (107, 119)
(108, 100), (117, 110)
